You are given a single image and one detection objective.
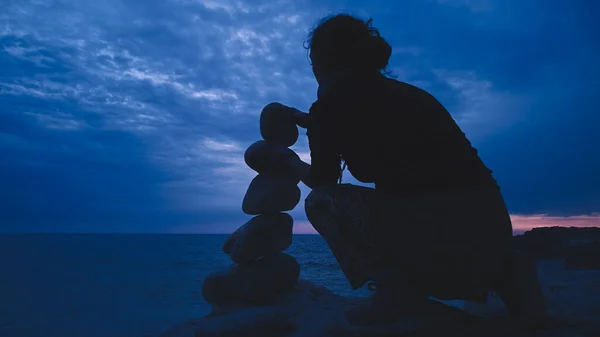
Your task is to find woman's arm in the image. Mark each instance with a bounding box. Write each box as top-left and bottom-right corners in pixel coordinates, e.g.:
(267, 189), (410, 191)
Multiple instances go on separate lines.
(305, 100), (342, 188)
(291, 108), (311, 129)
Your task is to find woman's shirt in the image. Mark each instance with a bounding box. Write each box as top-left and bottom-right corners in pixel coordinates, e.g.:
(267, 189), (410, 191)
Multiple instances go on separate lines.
(306, 70), (497, 197)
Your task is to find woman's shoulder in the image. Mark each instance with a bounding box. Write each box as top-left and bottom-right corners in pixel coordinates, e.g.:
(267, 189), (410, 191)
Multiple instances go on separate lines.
(317, 71), (388, 103)
(386, 77), (440, 100)
(383, 77), (426, 94)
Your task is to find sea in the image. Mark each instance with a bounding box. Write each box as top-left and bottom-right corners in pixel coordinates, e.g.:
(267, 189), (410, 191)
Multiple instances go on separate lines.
(0, 234), (374, 337)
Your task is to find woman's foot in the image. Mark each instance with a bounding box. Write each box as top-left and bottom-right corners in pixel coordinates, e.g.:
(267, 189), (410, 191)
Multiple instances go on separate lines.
(343, 280), (427, 327)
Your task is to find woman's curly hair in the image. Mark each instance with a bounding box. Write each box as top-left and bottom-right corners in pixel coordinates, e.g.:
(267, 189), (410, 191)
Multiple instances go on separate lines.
(304, 14), (393, 76)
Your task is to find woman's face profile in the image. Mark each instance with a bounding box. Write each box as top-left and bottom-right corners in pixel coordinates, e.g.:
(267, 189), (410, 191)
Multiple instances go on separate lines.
(310, 51), (325, 85)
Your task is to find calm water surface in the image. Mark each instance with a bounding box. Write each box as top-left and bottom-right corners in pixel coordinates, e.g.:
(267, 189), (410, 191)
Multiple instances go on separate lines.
(0, 234), (370, 337)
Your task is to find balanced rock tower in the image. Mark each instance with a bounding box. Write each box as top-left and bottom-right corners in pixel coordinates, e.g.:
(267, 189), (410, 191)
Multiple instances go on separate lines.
(202, 103), (310, 311)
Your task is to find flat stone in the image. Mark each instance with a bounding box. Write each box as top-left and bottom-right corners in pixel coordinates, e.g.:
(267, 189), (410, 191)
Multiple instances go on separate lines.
(201, 253), (300, 307)
(228, 213), (293, 264)
(244, 140), (299, 176)
(260, 103), (299, 147)
(242, 174), (301, 215)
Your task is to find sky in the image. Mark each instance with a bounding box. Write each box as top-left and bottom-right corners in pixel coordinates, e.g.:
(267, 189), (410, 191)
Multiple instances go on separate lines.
(1, 0), (599, 234)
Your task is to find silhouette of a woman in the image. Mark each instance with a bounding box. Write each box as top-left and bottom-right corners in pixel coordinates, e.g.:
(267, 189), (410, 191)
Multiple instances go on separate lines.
(286, 14), (546, 328)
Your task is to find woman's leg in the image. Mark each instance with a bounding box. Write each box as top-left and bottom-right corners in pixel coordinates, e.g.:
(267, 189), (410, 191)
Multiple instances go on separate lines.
(305, 184), (431, 326)
(307, 183), (545, 326)
(368, 185), (514, 301)
(305, 184), (383, 290)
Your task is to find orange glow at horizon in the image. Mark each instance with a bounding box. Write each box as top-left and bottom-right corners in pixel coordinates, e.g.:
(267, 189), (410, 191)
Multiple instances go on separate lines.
(293, 214), (600, 234)
(510, 214), (600, 233)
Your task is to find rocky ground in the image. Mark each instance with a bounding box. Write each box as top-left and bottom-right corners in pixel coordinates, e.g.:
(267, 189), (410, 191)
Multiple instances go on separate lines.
(160, 265), (600, 337)
(159, 227), (600, 337)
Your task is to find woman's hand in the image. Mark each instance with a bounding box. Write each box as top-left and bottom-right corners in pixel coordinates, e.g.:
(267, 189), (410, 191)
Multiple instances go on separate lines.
(290, 108), (310, 129)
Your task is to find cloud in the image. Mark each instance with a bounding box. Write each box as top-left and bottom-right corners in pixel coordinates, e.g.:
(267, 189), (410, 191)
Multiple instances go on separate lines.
(0, 0), (330, 233)
(434, 0), (495, 13)
(432, 70), (529, 140)
(1, 0), (599, 233)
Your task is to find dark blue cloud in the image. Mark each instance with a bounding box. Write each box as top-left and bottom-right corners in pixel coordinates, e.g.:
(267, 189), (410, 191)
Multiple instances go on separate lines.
(0, 93), (172, 232)
(1, 0), (598, 233)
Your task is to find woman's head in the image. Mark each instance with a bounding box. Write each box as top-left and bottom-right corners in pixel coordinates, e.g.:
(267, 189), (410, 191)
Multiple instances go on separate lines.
(305, 14), (392, 81)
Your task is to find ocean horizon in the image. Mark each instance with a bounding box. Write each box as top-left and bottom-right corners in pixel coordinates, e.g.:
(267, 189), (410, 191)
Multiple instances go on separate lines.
(0, 229), (546, 236)
(2, 227), (597, 336)
(0, 234), (372, 337)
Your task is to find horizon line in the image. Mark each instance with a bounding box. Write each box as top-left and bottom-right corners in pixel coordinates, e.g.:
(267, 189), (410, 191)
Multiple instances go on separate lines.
(2, 225), (599, 236)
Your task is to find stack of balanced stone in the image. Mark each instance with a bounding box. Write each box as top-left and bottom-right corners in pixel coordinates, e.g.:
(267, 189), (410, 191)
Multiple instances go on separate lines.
(202, 103), (310, 310)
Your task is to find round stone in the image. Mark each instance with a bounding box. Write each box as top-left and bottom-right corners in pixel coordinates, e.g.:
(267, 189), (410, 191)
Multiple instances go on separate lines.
(244, 140), (299, 175)
(242, 174), (301, 215)
(202, 253), (301, 306)
(260, 103), (299, 147)
(229, 213), (293, 264)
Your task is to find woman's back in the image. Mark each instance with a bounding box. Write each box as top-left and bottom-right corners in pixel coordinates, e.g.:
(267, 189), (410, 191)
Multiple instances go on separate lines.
(311, 71), (496, 196)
